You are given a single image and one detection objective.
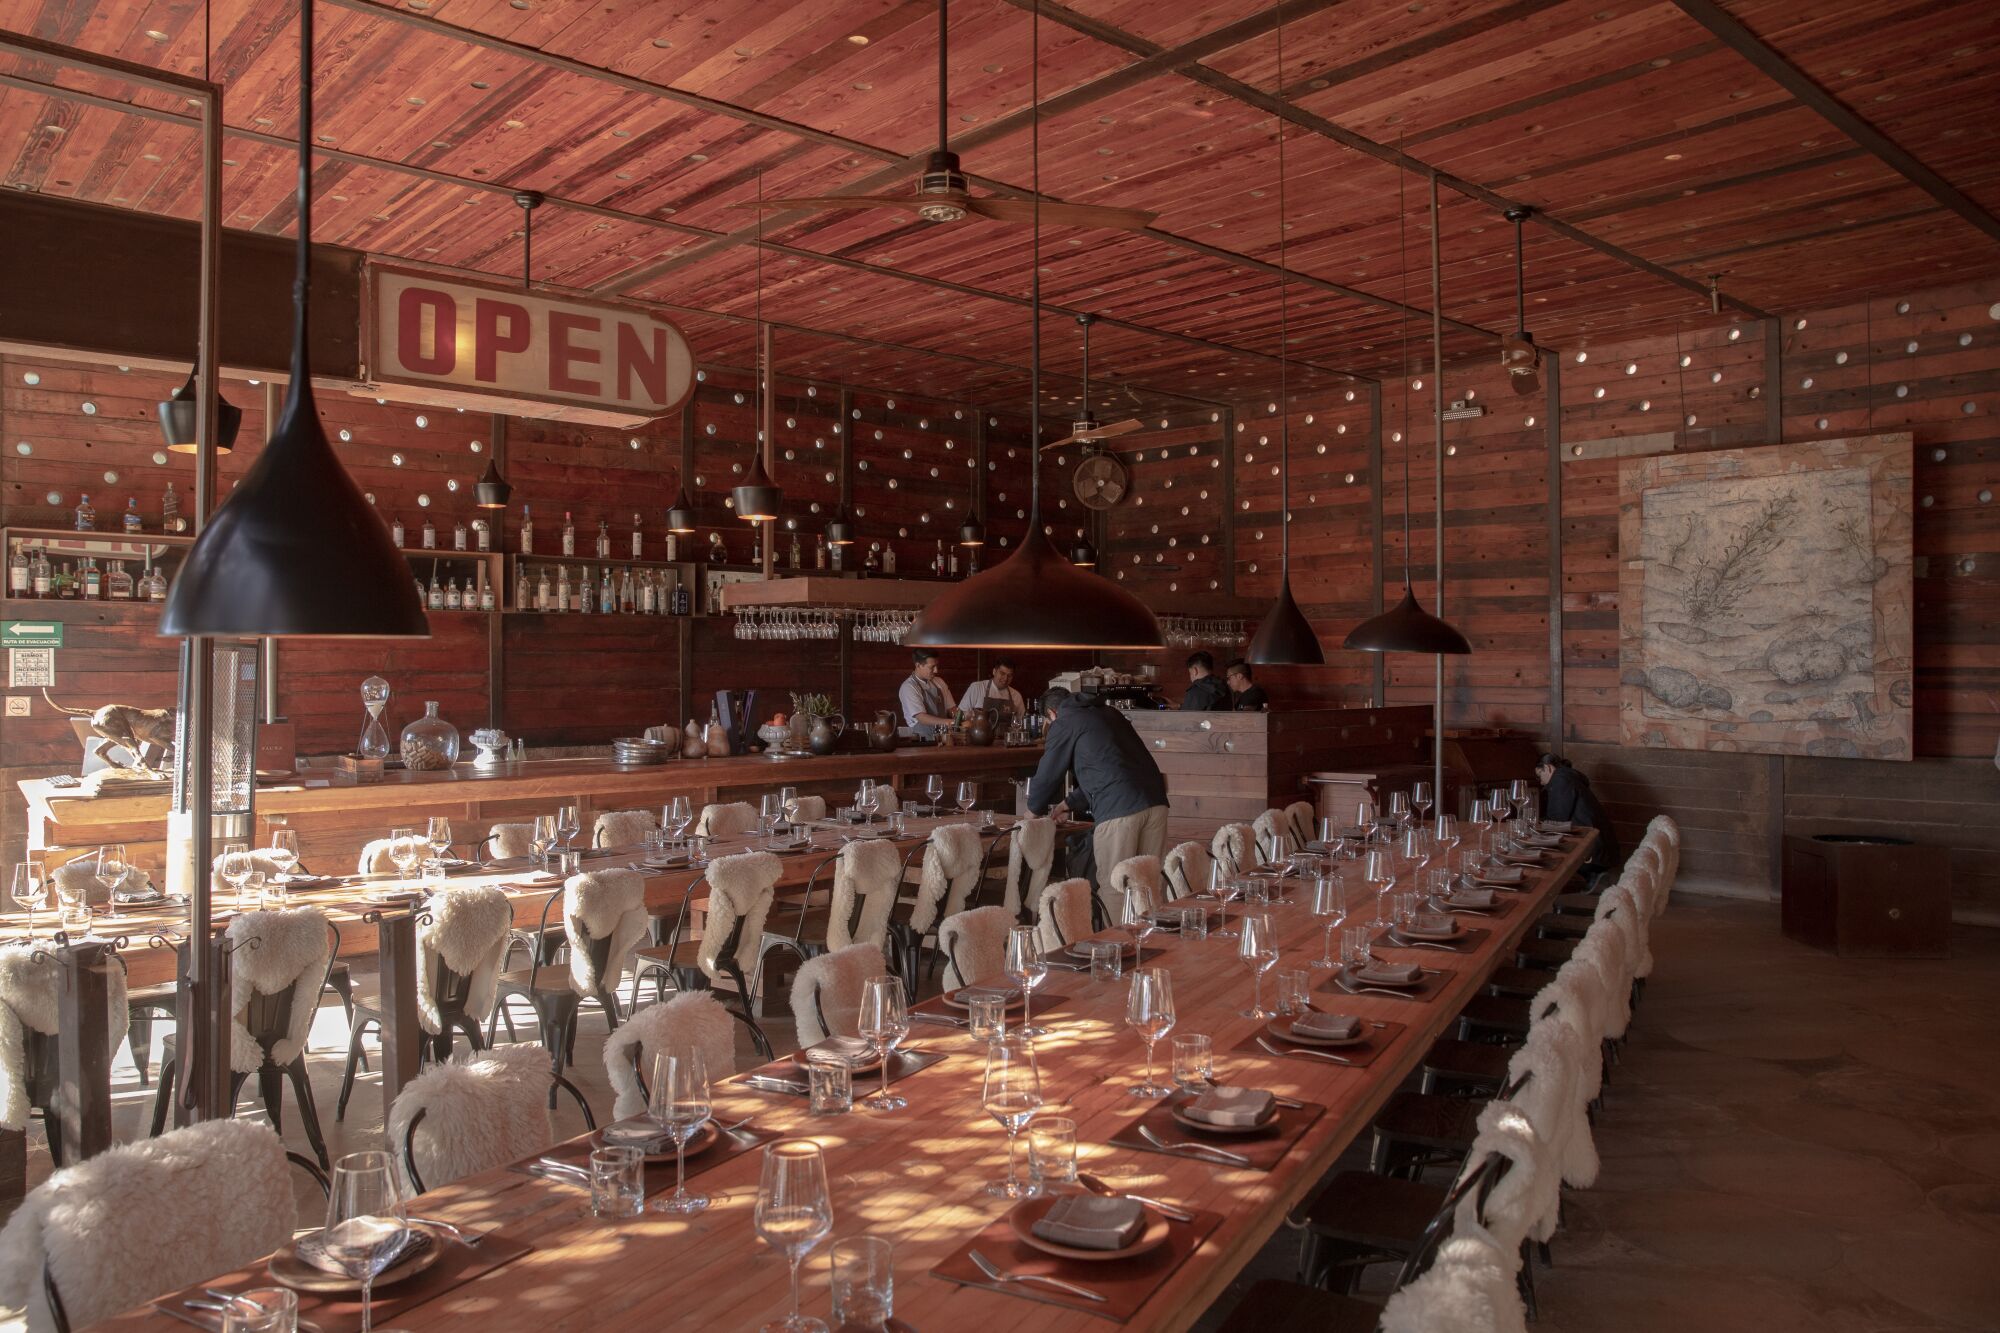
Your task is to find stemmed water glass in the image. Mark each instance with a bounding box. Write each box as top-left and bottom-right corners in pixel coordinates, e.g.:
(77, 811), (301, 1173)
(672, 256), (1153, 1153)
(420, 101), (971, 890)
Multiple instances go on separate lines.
(1508, 779), (1531, 823)
(923, 773), (944, 814)
(388, 828), (422, 883)
(648, 1046), (713, 1214)
(956, 779), (978, 819)
(530, 815), (558, 868)
(778, 786), (800, 830)
(1363, 848), (1397, 927)
(1411, 780), (1434, 826)
(1387, 790), (1411, 834)
(94, 843), (129, 922)
(1125, 966), (1176, 1100)
(855, 779), (881, 827)
(425, 817), (453, 876)
(857, 976), (910, 1112)
(323, 1150), (410, 1333)
(1004, 925), (1049, 1038)
(216, 843), (251, 910)
(982, 1034), (1043, 1198)
(1311, 871), (1347, 968)
(266, 829), (300, 881)
(11, 863), (47, 939)
(1121, 885), (1159, 954)
(1211, 875), (1244, 939)
(664, 797), (693, 847)
(755, 1140), (834, 1333)
(758, 793), (783, 837)
(1238, 913), (1279, 1019)
(556, 804), (582, 857)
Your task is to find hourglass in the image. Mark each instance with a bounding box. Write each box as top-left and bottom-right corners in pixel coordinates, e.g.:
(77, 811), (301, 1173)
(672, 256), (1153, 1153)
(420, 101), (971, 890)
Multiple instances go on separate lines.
(357, 675), (392, 759)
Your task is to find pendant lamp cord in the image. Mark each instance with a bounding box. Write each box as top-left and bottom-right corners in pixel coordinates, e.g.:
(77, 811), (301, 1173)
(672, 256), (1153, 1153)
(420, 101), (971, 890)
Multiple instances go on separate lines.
(520, 199), (532, 289)
(288, 0), (314, 410)
(1028, 2), (1042, 531)
(938, 0), (949, 159)
(1674, 319), (1687, 435)
(1395, 137), (1413, 587)
(1275, 1), (1291, 574)
(1865, 299), (1875, 432)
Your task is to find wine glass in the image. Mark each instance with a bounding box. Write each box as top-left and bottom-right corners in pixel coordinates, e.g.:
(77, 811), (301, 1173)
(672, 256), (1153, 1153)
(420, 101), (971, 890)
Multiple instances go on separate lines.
(857, 975), (910, 1112)
(266, 829), (300, 881)
(1003, 925), (1049, 1039)
(648, 1046), (713, 1214)
(982, 1034), (1043, 1198)
(1211, 875), (1244, 939)
(94, 843), (129, 922)
(1387, 790), (1411, 832)
(1311, 871), (1347, 968)
(1363, 849), (1397, 927)
(758, 793), (783, 837)
(1125, 966), (1176, 1100)
(664, 797), (693, 846)
(755, 1140), (833, 1333)
(855, 779), (880, 827)
(956, 779), (977, 819)
(323, 1150), (410, 1333)
(1238, 913), (1279, 1019)
(11, 863), (47, 939)
(424, 817), (452, 872)
(778, 786), (800, 829)
(530, 815), (558, 867)
(216, 842), (250, 909)
(1434, 814), (1460, 858)
(556, 805), (581, 856)
(1411, 780), (1434, 826)
(923, 773), (944, 814)
(1508, 779), (1531, 823)
(1120, 884), (1158, 954)
(388, 828), (421, 883)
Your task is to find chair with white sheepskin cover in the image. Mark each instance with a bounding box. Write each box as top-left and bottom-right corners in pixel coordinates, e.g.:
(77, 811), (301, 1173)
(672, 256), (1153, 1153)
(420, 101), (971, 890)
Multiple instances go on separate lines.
(632, 851), (782, 1060)
(592, 808), (660, 850)
(487, 871), (644, 1099)
(0, 1118), (298, 1333)
(825, 838), (906, 952)
(893, 823), (991, 992)
(937, 906), (1014, 990)
(1285, 800), (1317, 849)
(696, 801), (758, 840)
(337, 884), (514, 1120)
(787, 795), (828, 823)
(148, 907), (336, 1166)
(388, 1044), (594, 1195)
(603, 991), (741, 1120)
(788, 942), (887, 1049)
(484, 822), (536, 860)
(1004, 815), (1056, 921)
(1161, 841), (1211, 902)
(1210, 822), (1255, 880)
(1033, 877), (1093, 953)
(1252, 808), (1296, 864)
(0, 943), (129, 1167)
(49, 857), (149, 906)
(355, 837), (400, 876)
(1106, 856), (1163, 924)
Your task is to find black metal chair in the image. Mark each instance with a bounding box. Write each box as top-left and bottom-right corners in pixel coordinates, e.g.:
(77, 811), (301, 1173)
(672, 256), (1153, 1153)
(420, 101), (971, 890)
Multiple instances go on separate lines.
(1293, 1150), (1521, 1299)
(336, 946), (490, 1121)
(485, 888), (623, 1103)
(398, 1074), (596, 1194)
(631, 872), (776, 1060)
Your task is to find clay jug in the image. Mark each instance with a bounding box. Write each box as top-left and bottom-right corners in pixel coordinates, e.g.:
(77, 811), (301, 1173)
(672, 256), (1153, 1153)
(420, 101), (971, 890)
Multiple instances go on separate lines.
(705, 720), (733, 758)
(808, 713), (845, 756)
(684, 719), (703, 756)
(964, 711), (993, 747)
(866, 709), (898, 752)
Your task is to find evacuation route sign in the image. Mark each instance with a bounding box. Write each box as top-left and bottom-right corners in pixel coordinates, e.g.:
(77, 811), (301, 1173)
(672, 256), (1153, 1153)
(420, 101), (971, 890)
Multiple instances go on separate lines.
(1, 621), (63, 649)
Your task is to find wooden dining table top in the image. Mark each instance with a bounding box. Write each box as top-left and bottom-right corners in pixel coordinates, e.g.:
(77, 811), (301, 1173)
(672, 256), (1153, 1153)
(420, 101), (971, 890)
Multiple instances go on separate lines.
(99, 828), (1592, 1333)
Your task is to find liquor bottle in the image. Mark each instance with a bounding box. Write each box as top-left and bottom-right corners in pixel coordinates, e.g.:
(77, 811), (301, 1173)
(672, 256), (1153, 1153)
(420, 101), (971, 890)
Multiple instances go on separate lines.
(596, 518), (611, 559)
(478, 576), (495, 612)
(82, 559), (101, 600)
(863, 543), (879, 574)
(33, 551), (53, 599)
(161, 481), (187, 535)
(476, 519), (492, 552)
(638, 569), (657, 615)
(948, 544), (960, 578)
(122, 498), (143, 534)
(883, 543), (897, 575)
(619, 567), (635, 614)
(788, 530), (802, 569)
(814, 536), (827, 571)
(934, 540), (946, 577)
(664, 532), (679, 562)
(554, 567), (570, 613)
(145, 564), (168, 602)
(56, 562), (75, 599)
(671, 576), (691, 617)
(599, 566), (614, 613)
(421, 516), (437, 550)
(631, 513), (644, 560)
(516, 563), (530, 611)
(427, 571), (444, 610)
(445, 577), (462, 611)
(562, 512), (576, 556)
(75, 494), (96, 531)
(453, 520), (468, 552)
(750, 527), (763, 567)
(535, 567), (551, 611)
(392, 515), (406, 547)
(577, 565), (593, 614)
(520, 505), (535, 554)
(830, 540), (844, 572)
(8, 543), (28, 598)
(107, 560), (134, 601)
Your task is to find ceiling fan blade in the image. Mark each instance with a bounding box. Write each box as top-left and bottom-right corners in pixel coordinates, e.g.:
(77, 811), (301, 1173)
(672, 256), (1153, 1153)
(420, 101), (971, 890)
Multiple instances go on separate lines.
(963, 196), (1158, 231)
(1078, 418), (1143, 441)
(1040, 432), (1085, 451)
(730, 195), (932, 214)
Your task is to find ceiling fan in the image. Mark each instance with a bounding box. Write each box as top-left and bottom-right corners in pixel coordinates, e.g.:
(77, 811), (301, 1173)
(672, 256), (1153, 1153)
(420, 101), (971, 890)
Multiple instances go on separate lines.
(736, 0), (1156, 232)
(1042, 314), (1142, 450)
(1500, 206), (1541, 395)
(1073, 452), (1131, 510)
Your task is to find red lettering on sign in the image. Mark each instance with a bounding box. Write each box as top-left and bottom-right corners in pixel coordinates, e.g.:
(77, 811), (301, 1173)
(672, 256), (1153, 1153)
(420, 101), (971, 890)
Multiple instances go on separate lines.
(474, 298), (530, 383)
(397, 288), (455, 375)
(616, 322), (669, 406)
(548, 312), (602, 394)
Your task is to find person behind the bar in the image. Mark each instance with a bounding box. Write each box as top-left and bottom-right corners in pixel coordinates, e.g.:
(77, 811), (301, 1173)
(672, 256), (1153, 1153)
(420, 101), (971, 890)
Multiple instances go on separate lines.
(1225, 658), (1269, 712)
(897, 647), (957, 741)
(1181, 651), (1232, 711)
(1027, 687), (1170, 901)
(1535, 752), (1620, 875)
(959, 658), (1026, 724)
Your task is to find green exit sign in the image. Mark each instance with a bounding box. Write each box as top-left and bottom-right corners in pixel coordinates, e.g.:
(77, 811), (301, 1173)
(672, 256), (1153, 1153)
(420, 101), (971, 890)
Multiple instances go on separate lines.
(1, 621), (64, 649)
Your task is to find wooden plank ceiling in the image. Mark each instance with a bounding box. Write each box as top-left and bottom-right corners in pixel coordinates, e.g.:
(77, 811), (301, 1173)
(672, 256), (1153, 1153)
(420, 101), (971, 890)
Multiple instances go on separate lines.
(0, 0), (1994, 410)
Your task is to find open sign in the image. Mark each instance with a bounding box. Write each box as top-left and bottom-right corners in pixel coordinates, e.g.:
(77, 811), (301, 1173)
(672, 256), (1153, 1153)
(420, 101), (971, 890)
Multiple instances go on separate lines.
(358, 262), (696, 426)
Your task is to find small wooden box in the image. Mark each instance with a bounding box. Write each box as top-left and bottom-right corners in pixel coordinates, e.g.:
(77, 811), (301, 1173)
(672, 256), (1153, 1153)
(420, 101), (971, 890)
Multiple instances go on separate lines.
(332, 754), (385, 784)
(1781, 834), (1950, 958)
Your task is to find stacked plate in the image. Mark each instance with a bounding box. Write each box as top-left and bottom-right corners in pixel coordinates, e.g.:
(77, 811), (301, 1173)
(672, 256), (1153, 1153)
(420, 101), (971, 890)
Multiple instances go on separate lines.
(611, 737), (674, 765)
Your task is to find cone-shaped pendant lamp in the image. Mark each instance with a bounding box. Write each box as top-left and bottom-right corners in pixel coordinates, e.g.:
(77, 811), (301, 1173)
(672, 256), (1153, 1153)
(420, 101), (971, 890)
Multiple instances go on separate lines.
(473, 190), (550, 512)
(906, 6), (1160, 652)
(161, 1), (426, 638)
(825, 511), (855, 546)
(158, 370), (242, 454)
(666, 487), (698, 534)
(1246, 8), (1321, 666)
(1343, 164), (1469, 657)
(733, 174), (783, 524)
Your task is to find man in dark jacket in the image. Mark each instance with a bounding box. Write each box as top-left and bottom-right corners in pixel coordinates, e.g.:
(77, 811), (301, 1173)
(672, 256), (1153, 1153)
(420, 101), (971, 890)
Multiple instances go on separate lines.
(1181, 651), (1232, 711)
(1535, 753), (1620, 874)
(1028, 688), (1170, 911)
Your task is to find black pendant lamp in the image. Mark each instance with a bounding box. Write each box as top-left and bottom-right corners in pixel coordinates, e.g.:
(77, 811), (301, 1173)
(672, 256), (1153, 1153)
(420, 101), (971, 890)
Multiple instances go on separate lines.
(732, 173), (783, 523)
(1343, 165), (1470, 657)
(158, 371), (242, 454)
(474, 190), (547, 511)
(906, 5), (1160, 651)
(1069, 539), (1098, 569)
(825, 511), (856, 546)
(666, 489), (698, 534)
(1245, 7), (1322, 666)
(161, 1), (427, 638)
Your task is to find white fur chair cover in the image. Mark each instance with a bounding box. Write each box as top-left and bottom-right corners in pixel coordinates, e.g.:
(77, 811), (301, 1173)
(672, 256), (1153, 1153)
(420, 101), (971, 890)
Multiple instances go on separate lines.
(1505, 1009), (1599, 1209)
(697, 801), (757, 839)
(1534, 961), (1608, 1100)
(1005, 816), (1056, 917)
(416, 885), (512, 1034)
(789, 942), (886, 1048)
(1162, 841), (1211, 901)
(386, 1045), (552, 1194)
(912, 823), (985, 935)
(51, 858), (148, 905)
(0, 945), (130, 1131)
(1285, 800), (1316, 847)
(593, 808), (659, 849)
(0, 1119), (295, 1333)
(872, 786), (901, 814)
(1108, 857), (1162, 922)
(604, 991), (738, 1120)
(487, 822), (535, 859)
(563, 869), (649, 998)
(1379, 1220), (1529, 1333)
(1252, 808), (1295, 862)
(1596, 879), (1651, 981)
(208, 850), (292, 879)
(1572, 915), (1633, 1039)
(356, 838), (398, 875)
(827, 839), (905, 951)
(790, 795), (828, 822)
(224, 908), (330, 1072)
(938, 906), (1013, 990)
(1466, 1101), (1557, 1253)
(1035, 877), (1093, 953)
(697, 851), (781, 985)
(1210, 822), (1254, 879)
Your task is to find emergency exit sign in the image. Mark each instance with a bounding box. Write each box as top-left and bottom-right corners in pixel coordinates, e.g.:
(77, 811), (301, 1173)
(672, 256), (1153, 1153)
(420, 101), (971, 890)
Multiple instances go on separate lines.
(1, 621), (63, 648)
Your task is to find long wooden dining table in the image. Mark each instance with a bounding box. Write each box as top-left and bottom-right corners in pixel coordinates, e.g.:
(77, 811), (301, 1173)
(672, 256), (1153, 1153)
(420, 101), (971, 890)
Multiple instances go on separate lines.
(102, 830), (1593, 1333)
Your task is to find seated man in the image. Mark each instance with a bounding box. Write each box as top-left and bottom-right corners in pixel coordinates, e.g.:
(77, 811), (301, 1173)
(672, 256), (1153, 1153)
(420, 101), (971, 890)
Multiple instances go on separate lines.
(1226, 659), (1269, 711)
(1180, 651), (1232, 711)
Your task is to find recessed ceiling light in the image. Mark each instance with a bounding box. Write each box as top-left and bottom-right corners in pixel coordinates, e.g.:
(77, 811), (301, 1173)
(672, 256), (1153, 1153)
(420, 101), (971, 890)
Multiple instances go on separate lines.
(651, 37), (672, 48)
(144, 29), (169, 41)
(847, 33), (869, 44)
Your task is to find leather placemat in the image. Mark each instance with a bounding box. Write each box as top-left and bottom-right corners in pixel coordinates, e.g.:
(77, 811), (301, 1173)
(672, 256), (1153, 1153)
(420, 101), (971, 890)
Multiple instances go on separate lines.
(931, 1206), (1223, 1321)
(1317, 965), (1445, 1003)
(1376, 923), (1492, 954)
(1228, 1017), (1406, 1069)
(154, 1231), (531, 1333)
(736, 1046), (950, 1088)
(532, 1119), (781, 1187)
(1106, 1094), (1326, 1173)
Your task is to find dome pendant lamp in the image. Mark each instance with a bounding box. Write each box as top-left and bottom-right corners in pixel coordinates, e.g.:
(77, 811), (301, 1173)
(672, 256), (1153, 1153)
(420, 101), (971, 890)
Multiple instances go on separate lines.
(161, 0), (426, 638)
(1245, 7), (1322, 666)
(732, 172), (783, 524)
(906, 5), (1160, 651)
(1344, 166), (1470, 657)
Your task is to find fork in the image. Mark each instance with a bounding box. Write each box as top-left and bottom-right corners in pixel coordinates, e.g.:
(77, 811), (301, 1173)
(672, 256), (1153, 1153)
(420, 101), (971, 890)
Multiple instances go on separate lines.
(1138, 1124), (1251, 1166)
(1257, 1036), (1354, 1066)
(1339, 980), (1417, 998)
(968, 1249), (1107, 1303)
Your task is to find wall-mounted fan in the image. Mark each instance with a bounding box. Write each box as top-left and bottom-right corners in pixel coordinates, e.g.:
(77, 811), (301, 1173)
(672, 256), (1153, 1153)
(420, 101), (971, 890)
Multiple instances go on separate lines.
(1042, 314), (1141, 450)
(1073, 452), (1130, 509)
(1501, 206), (1541, 395)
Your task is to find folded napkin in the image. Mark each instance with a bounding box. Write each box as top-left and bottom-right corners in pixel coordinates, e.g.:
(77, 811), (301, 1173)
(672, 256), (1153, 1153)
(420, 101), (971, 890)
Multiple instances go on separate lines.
(1478, 865), (1525, 885)
(294, 1224), (431, 1275)
(1290, 1011), (1359, 1041)
(1355, 959), (1422, 986)
(113, 873), (162, 904)
(1445, 886), (1496, 909)
(1402, 912), (1457, 939)
(805, 1037), (878, 1067)
(1031, 1195), (1146, 1251)
(1184, 1084), (1276, 1128)
(601, 1120), (668, 1147)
